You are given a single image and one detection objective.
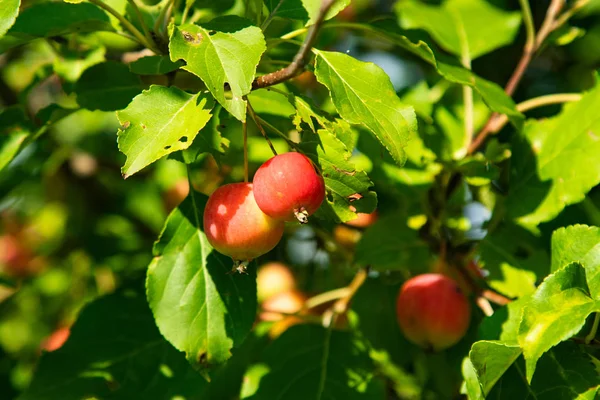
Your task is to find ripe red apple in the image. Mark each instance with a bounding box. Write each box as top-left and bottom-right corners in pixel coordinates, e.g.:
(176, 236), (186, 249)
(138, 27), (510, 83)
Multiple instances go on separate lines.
(41, 326), (70, 352)
(253, 152), (325, 224)
(203, 183), (285, 262)
(396, 274), (471, 351)
(257, 262), (296, 303)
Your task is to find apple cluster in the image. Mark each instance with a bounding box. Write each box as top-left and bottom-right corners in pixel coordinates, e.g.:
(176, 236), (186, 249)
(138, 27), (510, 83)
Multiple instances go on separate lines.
(203, 152), (325, 265)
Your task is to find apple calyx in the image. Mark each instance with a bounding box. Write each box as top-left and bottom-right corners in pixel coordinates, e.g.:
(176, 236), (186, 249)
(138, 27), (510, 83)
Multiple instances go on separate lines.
(293, 207), (309, 224)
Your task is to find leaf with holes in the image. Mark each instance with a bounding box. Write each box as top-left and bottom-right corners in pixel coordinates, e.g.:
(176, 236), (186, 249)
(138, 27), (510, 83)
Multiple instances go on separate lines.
(146, 190), (256, 368)
(117, 85), (214, 178)
(314, 50), (417, 167)
(169, 17), (266, 122)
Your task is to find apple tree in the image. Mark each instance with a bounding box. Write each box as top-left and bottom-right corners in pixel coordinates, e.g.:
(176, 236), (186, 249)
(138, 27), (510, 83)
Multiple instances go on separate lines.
(1, 0), (600, 398)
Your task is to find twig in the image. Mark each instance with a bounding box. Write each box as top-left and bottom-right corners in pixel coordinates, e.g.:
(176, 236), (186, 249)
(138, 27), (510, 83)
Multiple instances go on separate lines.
(252, 0), (336, 89)
(481, 289), (511, 306)
(553, 0), (590, 31)
(471, 93), (581, 138)
(247, 101), (278, 156)
(88, 0), (160, 54)
(468, 0), (564, 155)
(331, 268), (369, 315)
(304, 288), (352, 310)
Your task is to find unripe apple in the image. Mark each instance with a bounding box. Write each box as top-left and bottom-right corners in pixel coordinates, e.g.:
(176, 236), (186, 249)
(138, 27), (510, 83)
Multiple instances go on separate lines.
(253, 152), (325, 224)
(203, 183), (285, 262)
(396, 274), (471, 351)
(257, 262), (296, 303)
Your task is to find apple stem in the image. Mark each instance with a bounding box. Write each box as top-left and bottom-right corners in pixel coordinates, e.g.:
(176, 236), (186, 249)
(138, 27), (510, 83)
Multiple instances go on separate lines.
(242, 117), (249, 183)
(247, 101), (278, 156)
(294, 208), (309, 224)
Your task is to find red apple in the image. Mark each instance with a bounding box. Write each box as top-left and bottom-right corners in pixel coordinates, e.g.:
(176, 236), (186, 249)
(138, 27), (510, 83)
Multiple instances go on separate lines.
(257, 262), (296, 303)
(253, 152), (325, 224)
(396, 274), (471, 351)
(345, 210), (378, 228)
(203, 183), (285, 262)
(41, 326), (70, 352)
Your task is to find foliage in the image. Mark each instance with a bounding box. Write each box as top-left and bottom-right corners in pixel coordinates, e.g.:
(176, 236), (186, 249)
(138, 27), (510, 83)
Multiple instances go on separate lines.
(1, 0), (600, 399)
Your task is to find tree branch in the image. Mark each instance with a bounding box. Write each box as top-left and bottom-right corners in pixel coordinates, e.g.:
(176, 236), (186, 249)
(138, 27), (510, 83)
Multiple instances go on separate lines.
(468, 0), (565, 155)
(252, 0), (335, 90)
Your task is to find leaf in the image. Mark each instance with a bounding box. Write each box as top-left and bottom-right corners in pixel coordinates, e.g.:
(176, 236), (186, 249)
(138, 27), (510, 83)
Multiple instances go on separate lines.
(244, 324), (377, 399)
(551, 225), (600, 300)
(467, 341), (522, 396)
(265, 0), (350, 26)
(146, 190), (256, 368)
(74, 61), (143, 111)
(365, 21), (523, 127)
(355, 213), (431, 272)
(0, 0), (19, 38)
(20, 290), (207, 400)
(507, 84), (600, 227)
(313, 50), (417, 167)
(299, 125), (376, 223)
(0, 2), (113, 53)
(478, 223), (549, 298)
(517, 263), (600, 382)
(0, 106), (33, 172)
(169, 17), (266, 122)
(396, 0), (521, 60)
(129, 55), (184, 75)
(117, 85), (214, 178)
(247, 89), (295, 118)
(53, 46), (106, 82)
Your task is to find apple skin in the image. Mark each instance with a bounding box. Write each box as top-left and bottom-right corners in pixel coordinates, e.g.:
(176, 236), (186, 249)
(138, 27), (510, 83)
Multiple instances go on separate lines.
(345, 210), (378, 229)
(257, 262), (296, 303)
(41, 326), (70, 352)
(260, 289), (306, 322)
(203, 183), (285, 261)
(253, 153), (325, 223)
(396, 274), (471, 351)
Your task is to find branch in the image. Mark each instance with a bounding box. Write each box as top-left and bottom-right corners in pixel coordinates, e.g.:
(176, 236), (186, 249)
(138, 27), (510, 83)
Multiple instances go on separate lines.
(252, 0), (335, 89)
(468, 0), (564, 155)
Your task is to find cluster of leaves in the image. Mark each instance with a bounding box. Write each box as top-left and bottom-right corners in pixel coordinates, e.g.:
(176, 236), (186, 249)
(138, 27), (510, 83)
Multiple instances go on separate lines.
(1, 0), (600, 398)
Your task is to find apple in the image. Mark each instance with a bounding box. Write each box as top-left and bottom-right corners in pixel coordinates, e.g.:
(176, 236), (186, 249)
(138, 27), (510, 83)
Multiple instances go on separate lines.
(164, 179), (190, 211)
(396, 274), (471, 351)
(203, 183), (285, 262)
(260, 289), (306, 322)
(333, 224), (362, 249)
(253, 152), (325, 224)
(345, 209), (378, 229)
(257, 262), (296, 303)
(41, 326), (70, 352)
(0, 234), (34, 278)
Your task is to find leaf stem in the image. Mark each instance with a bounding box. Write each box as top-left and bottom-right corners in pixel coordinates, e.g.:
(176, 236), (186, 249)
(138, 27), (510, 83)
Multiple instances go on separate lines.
(252, 0), (336, 89)
(255, 115), (303, 152)
(585, 313), (600, 344)
(88, 0), (160, 54)
(247, 101), (278, 156)
(126, 0), (158, 51)
(468, 0), (565, 154)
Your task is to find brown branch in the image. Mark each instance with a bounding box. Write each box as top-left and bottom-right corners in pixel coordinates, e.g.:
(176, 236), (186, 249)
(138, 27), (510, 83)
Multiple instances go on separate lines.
(468, 0), (565, 155)
(252, 0), (335, 90)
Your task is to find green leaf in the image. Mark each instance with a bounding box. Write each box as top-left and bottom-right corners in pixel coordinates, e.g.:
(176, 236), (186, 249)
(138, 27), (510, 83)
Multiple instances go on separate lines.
(0, 2), (113, 53)
(518, 263), (600, 382)
(396, 0), (521, 60)
(169, 17), (266, 122)
(129, 55), (184, 75)
(0, 0), (19, 39)
(478, 223), (549, 298)
(299, 124), (376, 223)
(507, 85), (600, 227)
(20, 290), (207, 399)
(244, 324), (377, 399)
(313, 50), (417, 167)
(247, 88), (295, 118)
(0, 107), (33, 172)
(367, 21), (523, 126)
(467, 341), (522, 396)
(265, 0), (350, 26)
(53, 46), (106, 82)
(355, 213), (431, 272)
(117, 85), (214, 178)
(74, 61), (142, 111)
(146, 190), (256, 368)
